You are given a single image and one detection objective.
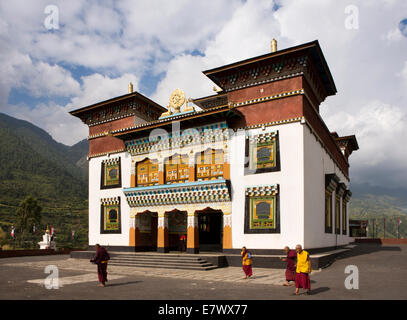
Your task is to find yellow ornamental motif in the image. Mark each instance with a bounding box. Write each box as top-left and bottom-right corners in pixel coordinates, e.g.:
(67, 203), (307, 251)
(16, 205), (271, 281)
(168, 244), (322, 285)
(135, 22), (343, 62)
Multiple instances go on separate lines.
(169, 89), (186, 113)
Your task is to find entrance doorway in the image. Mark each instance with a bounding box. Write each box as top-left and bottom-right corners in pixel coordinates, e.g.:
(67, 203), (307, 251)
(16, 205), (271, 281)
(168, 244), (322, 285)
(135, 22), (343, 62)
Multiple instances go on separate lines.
(137, 211), (157, 250)
(198, 209), (223, 252)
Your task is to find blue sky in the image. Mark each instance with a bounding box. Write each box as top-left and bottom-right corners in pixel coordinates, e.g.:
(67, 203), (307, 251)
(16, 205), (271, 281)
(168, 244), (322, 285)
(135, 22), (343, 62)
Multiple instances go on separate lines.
(0, 0), (406, 189)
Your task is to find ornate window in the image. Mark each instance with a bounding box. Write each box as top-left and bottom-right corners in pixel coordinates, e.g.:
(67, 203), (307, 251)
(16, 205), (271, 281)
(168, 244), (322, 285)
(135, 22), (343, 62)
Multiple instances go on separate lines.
(325, 174), (339, 234)
(336, 183), (346, 235)
(195, 149), (224, 181)
(100, 197), (121, 234)
(164, 154), (189, 184)
(245, 131), (280, 175)
(136, 158), (159, 186)
(335, 195), (341, 235)
(325, 192), (333, 233)
(342, 189), (351, 235)
(244, 185), (280, 234)
(100, 157), (121, 189)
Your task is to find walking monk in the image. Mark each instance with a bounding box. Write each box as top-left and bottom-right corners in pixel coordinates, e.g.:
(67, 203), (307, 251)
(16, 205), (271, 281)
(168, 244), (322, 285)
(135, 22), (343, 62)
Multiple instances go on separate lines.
(90, 244), (110, 287)
(281, 246), (296, 286)
(295, 244), (311, 295)
(241, 247), (253, 279)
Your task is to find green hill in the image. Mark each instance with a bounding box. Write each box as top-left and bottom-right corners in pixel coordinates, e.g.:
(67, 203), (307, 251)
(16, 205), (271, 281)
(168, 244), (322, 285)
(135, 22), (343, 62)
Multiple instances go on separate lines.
(0, 113), (89, 248)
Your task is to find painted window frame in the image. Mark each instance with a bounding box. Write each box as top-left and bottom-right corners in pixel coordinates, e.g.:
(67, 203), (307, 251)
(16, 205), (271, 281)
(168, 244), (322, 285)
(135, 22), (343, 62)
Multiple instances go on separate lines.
(100, 157), (122, 189)
(342, 201), (347, 235)
(244, 131), (280, 175)
(100, 197), (121, 234)
(136, 158), (159, 186)
(244, 187), (280, 234)
(164, 154), (190, 184)
(195, 148), (224, 181)
(325, 191), (333, 234)
(335, 195), (341, 235)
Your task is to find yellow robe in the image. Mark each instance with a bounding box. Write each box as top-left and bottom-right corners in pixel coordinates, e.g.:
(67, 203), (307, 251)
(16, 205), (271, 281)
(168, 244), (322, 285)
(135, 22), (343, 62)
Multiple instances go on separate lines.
(296, 250), (311, 274)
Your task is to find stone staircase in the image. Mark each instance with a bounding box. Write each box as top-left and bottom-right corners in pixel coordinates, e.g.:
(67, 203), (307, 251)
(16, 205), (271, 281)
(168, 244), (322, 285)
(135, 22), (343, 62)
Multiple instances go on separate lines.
(108, 253), (218, 271)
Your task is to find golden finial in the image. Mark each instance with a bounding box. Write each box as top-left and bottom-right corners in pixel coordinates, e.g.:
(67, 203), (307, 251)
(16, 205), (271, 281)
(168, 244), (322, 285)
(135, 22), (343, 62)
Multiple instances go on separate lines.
(46, 225), (50, 233)
(271, 38), (277, 53)
(128, 82), (134, 93)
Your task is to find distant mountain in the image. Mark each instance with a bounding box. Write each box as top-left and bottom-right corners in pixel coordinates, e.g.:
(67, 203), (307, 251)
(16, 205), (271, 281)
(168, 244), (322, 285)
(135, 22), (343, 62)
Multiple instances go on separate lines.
(349, 182), (407, 238)
(0, 112), (89, 247)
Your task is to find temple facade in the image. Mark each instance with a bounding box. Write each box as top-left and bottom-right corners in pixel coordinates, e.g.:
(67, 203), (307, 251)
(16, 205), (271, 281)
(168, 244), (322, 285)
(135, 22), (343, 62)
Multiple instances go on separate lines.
(70, 40), (358, 253)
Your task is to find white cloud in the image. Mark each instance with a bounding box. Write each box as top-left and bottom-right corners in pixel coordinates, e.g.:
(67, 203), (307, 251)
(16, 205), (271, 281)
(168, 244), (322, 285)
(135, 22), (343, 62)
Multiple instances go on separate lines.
(68, 73), (139, 109)
(325, 101), (407, 187)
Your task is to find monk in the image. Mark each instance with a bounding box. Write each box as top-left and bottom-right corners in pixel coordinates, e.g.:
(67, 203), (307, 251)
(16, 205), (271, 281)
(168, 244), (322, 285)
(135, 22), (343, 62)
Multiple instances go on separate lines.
(90, 244), (110, 287)
(281, 246), (296, 286)
(295, 244), (311, 295)
(241, 247), (253, 279)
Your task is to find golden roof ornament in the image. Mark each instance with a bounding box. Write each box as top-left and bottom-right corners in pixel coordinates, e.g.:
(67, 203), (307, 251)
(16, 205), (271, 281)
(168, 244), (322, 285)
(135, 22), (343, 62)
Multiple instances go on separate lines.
(159, 89), (194, 118)
(169, 89), (186, 113)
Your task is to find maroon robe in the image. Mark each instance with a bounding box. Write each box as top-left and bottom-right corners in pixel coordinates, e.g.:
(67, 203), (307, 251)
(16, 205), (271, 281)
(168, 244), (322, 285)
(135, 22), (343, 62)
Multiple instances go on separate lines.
(92, 246), (110, 283)
(285, 250), (296, 281)
(295, 273), (311, 289)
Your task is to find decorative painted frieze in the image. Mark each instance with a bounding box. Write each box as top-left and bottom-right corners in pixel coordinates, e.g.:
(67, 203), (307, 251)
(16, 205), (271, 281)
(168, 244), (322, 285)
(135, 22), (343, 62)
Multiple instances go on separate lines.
(248, 131), (277, 143)
(245, 185), (279, 197)
(233, 89), (304, 108)
(123, 179), (231, 207)
(100, 197), (120, 205)
(124, 122), (230, 155)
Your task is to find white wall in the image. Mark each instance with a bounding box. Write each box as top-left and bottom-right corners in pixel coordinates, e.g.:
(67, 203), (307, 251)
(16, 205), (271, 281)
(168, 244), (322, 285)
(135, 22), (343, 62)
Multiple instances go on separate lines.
(303, 123), (353, 249)
(88, 151), (132, 247)
(229, 122), (305, 250)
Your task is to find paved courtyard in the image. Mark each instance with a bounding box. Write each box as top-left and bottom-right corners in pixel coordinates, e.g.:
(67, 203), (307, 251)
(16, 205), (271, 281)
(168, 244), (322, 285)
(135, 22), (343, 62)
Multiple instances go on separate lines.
(0, 243), (406, 300)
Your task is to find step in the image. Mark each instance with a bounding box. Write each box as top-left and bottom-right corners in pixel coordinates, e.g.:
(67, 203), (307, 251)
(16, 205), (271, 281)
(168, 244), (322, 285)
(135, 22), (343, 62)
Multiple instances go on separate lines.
(110, 259), (213, 268)
(111, 253), (204, 260)
(110, 256), (205, 263)
(108, 262), (218, 271)
(111, 258), (210, 265)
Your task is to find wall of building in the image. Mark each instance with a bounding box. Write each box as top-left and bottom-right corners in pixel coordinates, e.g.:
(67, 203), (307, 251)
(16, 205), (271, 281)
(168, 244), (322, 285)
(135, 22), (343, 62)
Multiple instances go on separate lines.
(88, 151), (132, 247)
(229, 121), (305, 250)
(303, 123), (352, 249)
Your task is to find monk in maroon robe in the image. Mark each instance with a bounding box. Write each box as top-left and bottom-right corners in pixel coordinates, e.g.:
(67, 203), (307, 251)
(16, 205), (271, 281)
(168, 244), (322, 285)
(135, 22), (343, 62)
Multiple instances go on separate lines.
(90, 244), (110, 287)
(281, 246), (296, 286)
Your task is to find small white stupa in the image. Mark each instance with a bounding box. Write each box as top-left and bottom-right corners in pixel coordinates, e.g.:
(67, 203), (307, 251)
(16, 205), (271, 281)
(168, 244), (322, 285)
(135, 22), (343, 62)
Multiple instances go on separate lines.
(38, 226), (56, 250)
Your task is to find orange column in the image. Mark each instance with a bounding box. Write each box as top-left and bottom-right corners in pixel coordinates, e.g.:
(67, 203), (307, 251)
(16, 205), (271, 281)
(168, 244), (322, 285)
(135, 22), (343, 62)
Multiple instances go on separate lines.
(157, 212), (169, 253)
(158, 170), (165, 184)
(130, 174), (136, 187)
(188, 166), (195, 182)
(187, 212), (199, 254)
(223, 163), (230, 180)
(129, 214), (141, 249)
(222, 212), (232, 250)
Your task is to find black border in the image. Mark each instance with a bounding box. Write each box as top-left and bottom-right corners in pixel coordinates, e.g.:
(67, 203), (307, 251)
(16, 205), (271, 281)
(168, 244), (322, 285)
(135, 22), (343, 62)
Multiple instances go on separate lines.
(244, 131), (281, 175)
(244, 186), (280, 234)
(100, 157), (122, 190)
(100, 197), (122, 234)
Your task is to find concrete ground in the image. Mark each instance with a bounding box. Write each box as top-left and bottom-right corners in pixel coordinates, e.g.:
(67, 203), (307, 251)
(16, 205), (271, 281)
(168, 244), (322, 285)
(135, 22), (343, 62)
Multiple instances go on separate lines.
(0, 243), (406, 300)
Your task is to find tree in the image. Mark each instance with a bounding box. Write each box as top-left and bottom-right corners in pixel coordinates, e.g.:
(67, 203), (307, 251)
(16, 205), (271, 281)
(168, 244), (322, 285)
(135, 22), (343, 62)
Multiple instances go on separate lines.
(15, 195), (42, 248)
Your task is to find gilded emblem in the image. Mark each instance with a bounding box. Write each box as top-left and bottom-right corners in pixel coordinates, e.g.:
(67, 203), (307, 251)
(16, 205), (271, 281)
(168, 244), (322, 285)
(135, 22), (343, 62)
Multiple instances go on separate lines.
(169, 89), (186, 113)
